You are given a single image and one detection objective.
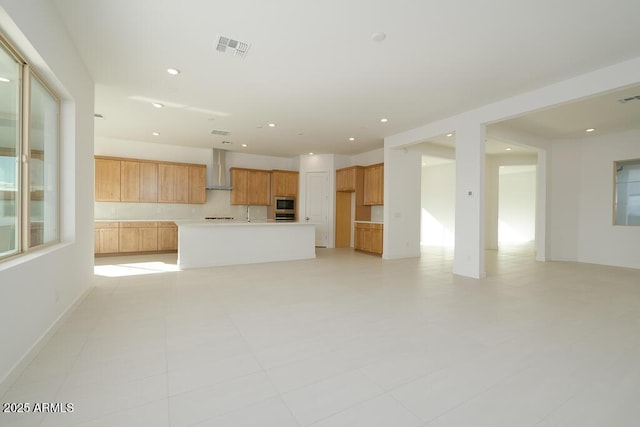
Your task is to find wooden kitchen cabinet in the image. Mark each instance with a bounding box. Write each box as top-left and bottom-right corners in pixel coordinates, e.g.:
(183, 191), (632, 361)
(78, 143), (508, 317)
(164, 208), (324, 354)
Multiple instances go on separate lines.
(230, 168), (249, 205)
(271, 170), (299, 197)
(363, 163), (384, 205)
(231, 168), (271, 205)
(159, 164), (189, 203)
(118, 222), (158, 253)
(248, 170), (271, 205)
(158, 222), (178, 251)
(94, 222), (119, 254)
(354, 222), (383, 255)
(95, 158), (121, 201)
(140, 162), (158, 202)
(121, 161), (159, 203)
(188, 165), (207, 204)
(96, 156), (203, 204)
(336, 166), (357, 192)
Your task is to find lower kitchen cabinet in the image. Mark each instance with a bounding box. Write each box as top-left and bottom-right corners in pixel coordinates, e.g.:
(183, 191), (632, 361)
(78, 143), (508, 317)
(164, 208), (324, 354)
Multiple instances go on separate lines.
(94, 221), (176, 255)
(158, 222), (178, 251)
(94, 222), (119, 254)
(354, 222), (383, 255)
(119, 222), (158, 253)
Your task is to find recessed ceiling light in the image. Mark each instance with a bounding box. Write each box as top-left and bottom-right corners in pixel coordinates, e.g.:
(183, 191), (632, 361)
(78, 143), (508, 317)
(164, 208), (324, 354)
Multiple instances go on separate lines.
(0, 77), (10, 83)
(371, 32), (386, 42)
(268, 123), (276, 128)
(349, 137), (355, 141)
(446, 133), (453, 137)
(505, 147), (512, 151)
(309, 152), (314, 155)
(241, 144), (248, 147)
(380, 118), (388, 123)
(152, 102), (164, 108)
(152, 132), (160, 136)
(94, 113), (104, 119)
(167, 68), (180, 75)
(585, 128), (595, 132)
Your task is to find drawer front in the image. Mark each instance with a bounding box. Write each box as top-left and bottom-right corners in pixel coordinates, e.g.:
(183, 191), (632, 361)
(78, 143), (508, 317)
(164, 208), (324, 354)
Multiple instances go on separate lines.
(120, 221), (157, 228)
(95, 221), (119, 229)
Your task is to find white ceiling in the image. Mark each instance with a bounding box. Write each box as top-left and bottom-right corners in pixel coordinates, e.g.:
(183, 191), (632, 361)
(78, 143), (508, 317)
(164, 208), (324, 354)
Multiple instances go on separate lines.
(50, 0), (640, 157)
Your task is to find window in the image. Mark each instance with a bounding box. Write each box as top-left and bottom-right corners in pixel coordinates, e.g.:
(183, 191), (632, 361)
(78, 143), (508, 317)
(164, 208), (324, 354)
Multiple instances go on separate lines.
(0, 37), (59, 260)
(614, 159), (640, 226)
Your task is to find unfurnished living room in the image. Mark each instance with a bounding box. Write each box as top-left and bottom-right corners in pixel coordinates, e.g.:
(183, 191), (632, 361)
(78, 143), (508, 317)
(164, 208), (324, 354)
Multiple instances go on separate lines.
(1, 1), (640, 426)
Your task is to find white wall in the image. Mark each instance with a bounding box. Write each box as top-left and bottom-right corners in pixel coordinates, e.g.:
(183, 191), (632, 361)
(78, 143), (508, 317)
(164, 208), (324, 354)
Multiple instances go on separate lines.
(0, 2), (94, 391)
(383, 147), (421, 259)
(351, 148), (384, 166)
(421, 162), (456, 246)
(499, 166), (536, 243)
(550, 129), (640, 268)
(385, 56), (640, 277)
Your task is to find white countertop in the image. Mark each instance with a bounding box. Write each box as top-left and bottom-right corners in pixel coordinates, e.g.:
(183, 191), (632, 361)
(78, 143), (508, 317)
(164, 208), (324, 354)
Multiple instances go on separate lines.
(94, 219), (179, 222)
(177, 220), (310, 227)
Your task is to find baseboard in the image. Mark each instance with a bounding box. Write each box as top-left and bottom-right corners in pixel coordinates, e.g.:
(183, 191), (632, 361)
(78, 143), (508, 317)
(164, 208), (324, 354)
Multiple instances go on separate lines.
(0, 285), (92, 399)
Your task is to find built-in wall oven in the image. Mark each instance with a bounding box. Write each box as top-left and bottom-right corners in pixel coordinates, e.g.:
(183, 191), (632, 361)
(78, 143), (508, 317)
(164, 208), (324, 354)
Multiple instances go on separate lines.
(274, 196), (296, 221)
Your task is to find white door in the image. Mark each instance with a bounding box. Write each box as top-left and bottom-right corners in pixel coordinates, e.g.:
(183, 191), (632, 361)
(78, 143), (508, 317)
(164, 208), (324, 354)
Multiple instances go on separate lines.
(305, 172), (329, 247)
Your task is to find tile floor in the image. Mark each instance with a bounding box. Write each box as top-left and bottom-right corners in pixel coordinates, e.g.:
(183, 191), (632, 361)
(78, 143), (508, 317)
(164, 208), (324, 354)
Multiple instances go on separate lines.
(2, 246), (640, 426)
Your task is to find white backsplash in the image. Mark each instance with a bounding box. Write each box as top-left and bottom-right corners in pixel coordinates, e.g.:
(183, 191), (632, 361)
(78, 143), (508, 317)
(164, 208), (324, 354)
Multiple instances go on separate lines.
(95, 190), (267, 221)
(370, 205), (384, 222)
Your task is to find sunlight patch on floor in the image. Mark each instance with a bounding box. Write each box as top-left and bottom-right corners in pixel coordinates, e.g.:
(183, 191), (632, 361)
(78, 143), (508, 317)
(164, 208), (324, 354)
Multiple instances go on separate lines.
(94, 261), (180, 277)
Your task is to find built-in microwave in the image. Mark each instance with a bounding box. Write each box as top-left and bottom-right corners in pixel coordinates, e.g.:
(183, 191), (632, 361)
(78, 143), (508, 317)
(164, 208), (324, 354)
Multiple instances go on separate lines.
(274, 196), (296, 221)
(274, 196), (295, 212)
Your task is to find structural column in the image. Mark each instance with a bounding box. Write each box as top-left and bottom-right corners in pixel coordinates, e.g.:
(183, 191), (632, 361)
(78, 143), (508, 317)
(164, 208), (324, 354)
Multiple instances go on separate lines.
(454, 121), (486, 278)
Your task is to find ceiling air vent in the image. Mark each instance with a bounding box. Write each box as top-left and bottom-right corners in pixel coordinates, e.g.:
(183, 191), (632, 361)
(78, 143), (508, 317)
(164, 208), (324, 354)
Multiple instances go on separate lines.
(215, 36), (251, 58)
(618, 95), (640, 104)
(210, 129), (230, 136)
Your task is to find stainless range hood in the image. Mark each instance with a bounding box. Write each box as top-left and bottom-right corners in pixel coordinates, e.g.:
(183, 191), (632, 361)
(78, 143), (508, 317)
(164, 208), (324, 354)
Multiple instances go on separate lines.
(206, 149), (233, 190)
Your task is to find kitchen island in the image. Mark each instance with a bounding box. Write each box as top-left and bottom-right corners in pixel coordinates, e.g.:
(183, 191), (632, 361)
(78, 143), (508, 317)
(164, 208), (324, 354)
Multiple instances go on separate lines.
(176, 221), (316, 269)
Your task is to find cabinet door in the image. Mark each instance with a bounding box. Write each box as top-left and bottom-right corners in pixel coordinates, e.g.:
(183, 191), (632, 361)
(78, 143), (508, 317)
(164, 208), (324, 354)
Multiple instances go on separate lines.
(94, 230), (100, 253)
(139, 227), (159, 251)
(158, 225), (178, 251)
(248, 170), (271, 205)
(174, 165), (189, 203)
(101, 228), (119, 253)
(158, 164), (176, 203)
(118, 227), (140, 253)
(354, 224), (365, 251)
(336, 167), (355, 192)
(371, 224), (383, 255)
(140, 162), (158, 202)
(285, 172), (299, 196)
(363, 164), (384, 205)
(95, 158), (121, 201)
(120, 161), (140, 202)
(230, 168), (248, 205)
(188, 166), (206, 204)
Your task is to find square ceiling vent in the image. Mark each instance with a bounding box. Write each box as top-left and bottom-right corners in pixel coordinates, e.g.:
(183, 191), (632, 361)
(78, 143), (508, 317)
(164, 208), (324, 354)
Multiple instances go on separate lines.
(215, 36), (251, 58)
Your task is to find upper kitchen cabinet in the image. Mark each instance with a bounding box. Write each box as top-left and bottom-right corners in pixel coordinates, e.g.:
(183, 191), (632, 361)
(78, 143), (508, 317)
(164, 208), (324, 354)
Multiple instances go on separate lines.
(120, 161), (158, 203)
(158, 163), (189, 203)
(230, 167), (271, 205)
(271, 170), (299, 197)
(95, 156), (205, 204)
(363, 163), (384, 205)
(336, 166), (358, 192)
(95, 158), (121, 201)
(188, 165), (206, 204)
